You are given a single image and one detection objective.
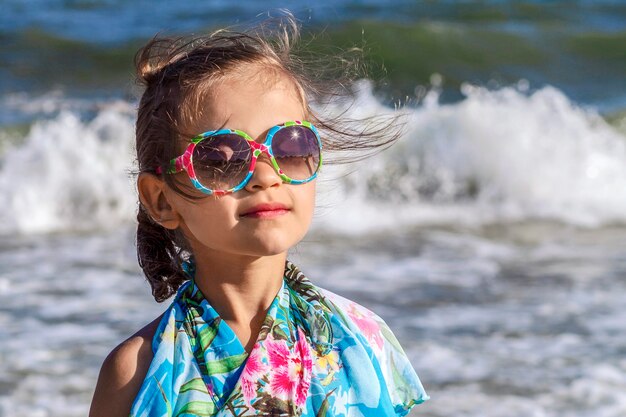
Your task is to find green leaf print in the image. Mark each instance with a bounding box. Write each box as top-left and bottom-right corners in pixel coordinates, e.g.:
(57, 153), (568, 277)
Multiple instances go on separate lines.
(182, 318), (196, 338)
(389, 353), (412, 397)
(174, 400), (216, 416)
(316, 388), (336, 417)
(205, 352), (248, 374)
(179, 378), (209, 394)
(329, 303), (351, 327)
(311, 308), (333, 343)
(257, 315), (274, 341)
(188, 318), (221, 379)
(197, 322), (219, 351)
(251, 393), (292, 415)
(284, 262), (332, 309)
(272, 324), (289, 341)
(380, 323), (404, 353)
(153, 376), (172, 416)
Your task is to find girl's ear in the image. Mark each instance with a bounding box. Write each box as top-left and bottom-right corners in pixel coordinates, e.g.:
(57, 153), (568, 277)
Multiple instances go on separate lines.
(137, 173), (181, 230)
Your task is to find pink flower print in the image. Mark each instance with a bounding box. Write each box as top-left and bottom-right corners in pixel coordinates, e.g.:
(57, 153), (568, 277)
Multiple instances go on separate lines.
(240, 343), (268, 405)
(266, 334), (290, 369)
(347, 303), (384, 350)
(264, 328), (314, 407)
(294, 328), (314, 406)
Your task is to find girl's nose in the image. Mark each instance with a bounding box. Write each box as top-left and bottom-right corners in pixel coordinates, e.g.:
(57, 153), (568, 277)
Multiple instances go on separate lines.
(244, 152), (282, 192)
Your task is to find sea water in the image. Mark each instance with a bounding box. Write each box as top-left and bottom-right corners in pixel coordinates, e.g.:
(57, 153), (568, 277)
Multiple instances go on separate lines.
(1, 2), (625, 416)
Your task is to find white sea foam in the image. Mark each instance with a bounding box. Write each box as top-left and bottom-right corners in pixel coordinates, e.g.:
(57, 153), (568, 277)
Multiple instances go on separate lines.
(0, 102), (137, 234)
(314, 80), (626, 233)
(1, 83), (625, 235)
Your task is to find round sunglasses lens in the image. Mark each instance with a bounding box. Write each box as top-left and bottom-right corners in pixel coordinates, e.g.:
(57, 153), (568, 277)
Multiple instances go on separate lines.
(272, 126), (321, 180)
(192, 134), (251, 191)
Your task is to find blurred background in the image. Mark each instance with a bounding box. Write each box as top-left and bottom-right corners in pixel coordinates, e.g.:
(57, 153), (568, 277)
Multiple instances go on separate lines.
(1, 1), (626, 416)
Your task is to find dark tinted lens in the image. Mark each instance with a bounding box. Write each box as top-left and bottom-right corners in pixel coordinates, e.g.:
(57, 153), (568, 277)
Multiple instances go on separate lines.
(192, 134), (251, 190)
(272, 126), (321, 180)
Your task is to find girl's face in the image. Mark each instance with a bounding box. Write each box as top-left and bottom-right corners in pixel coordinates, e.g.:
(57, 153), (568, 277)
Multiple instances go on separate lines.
(164, 67), (317, 259)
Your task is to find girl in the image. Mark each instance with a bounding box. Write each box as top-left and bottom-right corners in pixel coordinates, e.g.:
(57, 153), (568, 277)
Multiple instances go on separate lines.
(90, 15), (429, 417)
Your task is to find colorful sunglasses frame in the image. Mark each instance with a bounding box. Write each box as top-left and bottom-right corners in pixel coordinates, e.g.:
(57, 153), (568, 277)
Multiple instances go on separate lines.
(156, 120), (323, 196)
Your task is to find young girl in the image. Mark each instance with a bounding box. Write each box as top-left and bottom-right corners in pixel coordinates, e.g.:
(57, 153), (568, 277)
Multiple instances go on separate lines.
(90, 16), (429, 417)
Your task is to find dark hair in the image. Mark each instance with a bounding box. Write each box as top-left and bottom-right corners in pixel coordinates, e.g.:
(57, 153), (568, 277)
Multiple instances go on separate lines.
(134, 13), (404, 302)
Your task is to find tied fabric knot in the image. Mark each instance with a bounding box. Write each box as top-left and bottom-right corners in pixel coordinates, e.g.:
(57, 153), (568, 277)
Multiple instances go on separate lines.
(286, 286), (334, 356)
(181, 259), (196, 278)
(283, 261), (334, 357)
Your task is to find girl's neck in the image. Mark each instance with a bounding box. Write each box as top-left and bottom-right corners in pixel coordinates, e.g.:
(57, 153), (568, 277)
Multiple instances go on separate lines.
(192, 251), (288, 325)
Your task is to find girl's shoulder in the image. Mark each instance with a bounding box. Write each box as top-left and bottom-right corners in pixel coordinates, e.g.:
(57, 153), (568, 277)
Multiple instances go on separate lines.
(89, 313), (164, 417)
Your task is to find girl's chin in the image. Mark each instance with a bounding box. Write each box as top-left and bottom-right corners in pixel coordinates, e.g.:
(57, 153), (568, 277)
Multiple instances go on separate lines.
(246, 237), (304, 257)
(190, 226), (307, 258)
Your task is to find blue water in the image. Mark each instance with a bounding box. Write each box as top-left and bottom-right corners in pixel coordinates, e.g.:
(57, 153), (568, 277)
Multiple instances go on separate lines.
(2, 1), (626, 42)
(1, 2), (626, 417)
(1, 0), (625, 112)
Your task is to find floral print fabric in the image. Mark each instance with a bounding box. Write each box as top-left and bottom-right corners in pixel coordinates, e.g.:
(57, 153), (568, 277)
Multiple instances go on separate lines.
(130, 261), (429, 416)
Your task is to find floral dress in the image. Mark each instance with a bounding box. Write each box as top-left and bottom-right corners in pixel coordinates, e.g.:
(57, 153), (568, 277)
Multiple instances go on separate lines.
(130, 261), (429, 416)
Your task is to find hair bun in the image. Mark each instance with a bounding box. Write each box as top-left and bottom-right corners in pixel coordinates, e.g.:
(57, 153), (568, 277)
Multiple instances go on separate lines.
(134, 37), (183, 86)
(136, 60), (163, 85)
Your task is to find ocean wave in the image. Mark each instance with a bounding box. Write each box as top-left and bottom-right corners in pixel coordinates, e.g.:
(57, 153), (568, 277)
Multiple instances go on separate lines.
(0, 102), (137, 235)
(314, 81), (626, 232)
(1, 83), (625, 236)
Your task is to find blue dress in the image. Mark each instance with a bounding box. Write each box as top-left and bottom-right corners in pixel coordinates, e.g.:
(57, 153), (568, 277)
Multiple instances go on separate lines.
(130, 260), (429, 416)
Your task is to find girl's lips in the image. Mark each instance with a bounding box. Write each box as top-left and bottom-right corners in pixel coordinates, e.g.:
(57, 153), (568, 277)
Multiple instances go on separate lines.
(240, 202), (290, 218)
(241, 209), (290, 219)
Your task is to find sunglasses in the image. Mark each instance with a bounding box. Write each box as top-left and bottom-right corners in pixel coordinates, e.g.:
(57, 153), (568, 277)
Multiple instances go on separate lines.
(156, 120), (323, 195)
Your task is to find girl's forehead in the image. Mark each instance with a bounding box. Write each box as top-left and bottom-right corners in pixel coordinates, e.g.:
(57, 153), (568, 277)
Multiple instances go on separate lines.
(187, 69), (307, 135)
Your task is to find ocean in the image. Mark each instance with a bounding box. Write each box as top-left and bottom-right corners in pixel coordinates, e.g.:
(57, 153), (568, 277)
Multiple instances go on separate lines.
(0, 1), (625, 416)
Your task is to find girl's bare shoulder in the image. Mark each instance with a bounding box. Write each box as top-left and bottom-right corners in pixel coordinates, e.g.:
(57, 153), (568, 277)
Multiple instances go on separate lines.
(89, 313), (164, 417)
